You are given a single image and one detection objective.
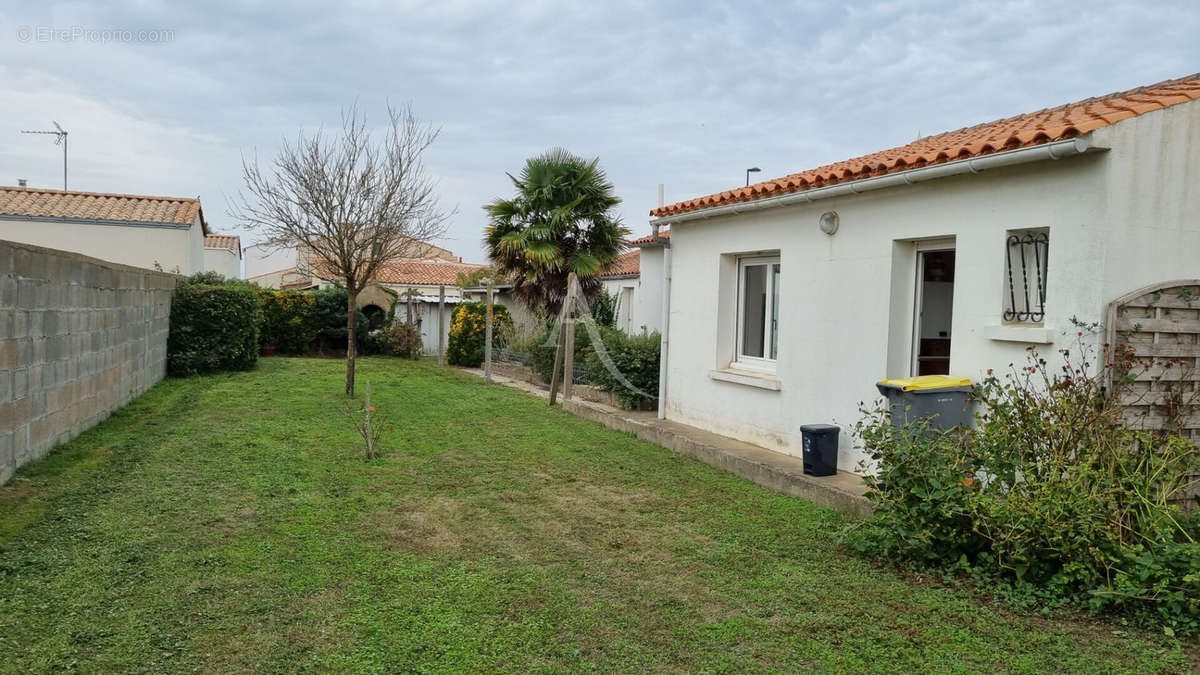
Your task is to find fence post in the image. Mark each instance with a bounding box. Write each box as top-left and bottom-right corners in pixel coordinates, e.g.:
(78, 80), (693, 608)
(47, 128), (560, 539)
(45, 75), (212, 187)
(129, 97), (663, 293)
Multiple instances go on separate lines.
(562, 273), (578, 401)
(364, 380), (374, 459)
(484, 280), (494, 383)
(549, 320), (566, 405)
(438, 285), (446, 366)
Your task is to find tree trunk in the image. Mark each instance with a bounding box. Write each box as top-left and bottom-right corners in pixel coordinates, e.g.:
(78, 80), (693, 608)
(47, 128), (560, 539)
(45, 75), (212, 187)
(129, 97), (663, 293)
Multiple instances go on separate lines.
(346, 288), (358, 396)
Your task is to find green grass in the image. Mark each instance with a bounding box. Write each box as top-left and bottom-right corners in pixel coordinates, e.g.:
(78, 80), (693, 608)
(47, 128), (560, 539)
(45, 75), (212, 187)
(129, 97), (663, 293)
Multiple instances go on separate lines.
(0, 357), (1194, 673)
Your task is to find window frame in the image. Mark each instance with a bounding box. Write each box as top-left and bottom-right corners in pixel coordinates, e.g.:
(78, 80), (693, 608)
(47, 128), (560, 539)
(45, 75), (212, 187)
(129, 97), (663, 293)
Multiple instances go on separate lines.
(734, 254), (781, 371)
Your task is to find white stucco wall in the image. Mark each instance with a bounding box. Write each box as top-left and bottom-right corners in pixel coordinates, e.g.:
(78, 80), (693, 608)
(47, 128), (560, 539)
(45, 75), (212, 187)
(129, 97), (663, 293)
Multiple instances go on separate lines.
(243, 243), (298, 278)
(203, 248), (241, 279)
(637, 246), (664, 334)
(659, 99), (1200, 472)
(0, 216), (202, 274)
(187, 219), (205, 276)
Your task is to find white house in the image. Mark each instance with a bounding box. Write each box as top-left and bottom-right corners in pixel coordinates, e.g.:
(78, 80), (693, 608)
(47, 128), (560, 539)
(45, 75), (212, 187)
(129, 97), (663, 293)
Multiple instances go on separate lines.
(0, 186), (207, 274)
(597, 230), (668, 335)
(649, 73), (1200, 473)
(203, 234), (242, 279)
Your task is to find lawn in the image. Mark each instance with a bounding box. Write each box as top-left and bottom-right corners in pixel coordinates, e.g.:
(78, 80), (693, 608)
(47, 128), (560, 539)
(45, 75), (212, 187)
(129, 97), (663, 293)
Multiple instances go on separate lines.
(0, 357), (1194, 673)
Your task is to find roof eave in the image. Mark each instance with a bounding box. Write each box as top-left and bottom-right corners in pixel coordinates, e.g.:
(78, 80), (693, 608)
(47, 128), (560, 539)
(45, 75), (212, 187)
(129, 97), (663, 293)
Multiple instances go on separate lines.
(651, 135), (1107, 226)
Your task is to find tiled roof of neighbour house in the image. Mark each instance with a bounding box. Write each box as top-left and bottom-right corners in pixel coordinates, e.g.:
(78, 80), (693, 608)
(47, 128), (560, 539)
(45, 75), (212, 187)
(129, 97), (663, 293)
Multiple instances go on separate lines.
(630, 229), (669, 246)
(310, 258), (486, 287)
(651, 73), (1200, 218)
(599, 250), (640, 279)
(204, 234), (242, 257)
(0, 186), (208, 233)
(371, 259), (487, 286)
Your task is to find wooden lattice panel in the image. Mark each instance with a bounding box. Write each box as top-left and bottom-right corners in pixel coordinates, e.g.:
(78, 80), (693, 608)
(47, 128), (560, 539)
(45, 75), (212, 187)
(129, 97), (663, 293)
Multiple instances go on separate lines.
(1107, 280), (1200, 509)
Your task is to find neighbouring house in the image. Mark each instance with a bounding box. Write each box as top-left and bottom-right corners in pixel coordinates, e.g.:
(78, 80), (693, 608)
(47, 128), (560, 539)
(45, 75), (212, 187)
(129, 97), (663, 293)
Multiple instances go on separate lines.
(203, 234), (242, 279)
(247, 240), (485, 356)
(243, 242), (299, 284)
(244, 238), (460, 289)
(649, 73), (1200, 473)
(0, 186), (208, 274)
(597, 230), (668, 335)
(342, 258), (486, 355)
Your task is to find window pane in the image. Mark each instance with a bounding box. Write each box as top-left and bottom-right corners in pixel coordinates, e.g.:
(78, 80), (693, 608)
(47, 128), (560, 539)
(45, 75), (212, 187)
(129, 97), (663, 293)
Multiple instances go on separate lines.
(770, 263), (780, 359)
(741, 264), (767, 358)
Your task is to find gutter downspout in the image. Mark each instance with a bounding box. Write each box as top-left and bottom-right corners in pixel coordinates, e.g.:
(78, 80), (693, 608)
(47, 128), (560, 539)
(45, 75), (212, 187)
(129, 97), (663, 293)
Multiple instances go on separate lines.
(649, 136), (1105, 227)
(655, 222), (671, 420)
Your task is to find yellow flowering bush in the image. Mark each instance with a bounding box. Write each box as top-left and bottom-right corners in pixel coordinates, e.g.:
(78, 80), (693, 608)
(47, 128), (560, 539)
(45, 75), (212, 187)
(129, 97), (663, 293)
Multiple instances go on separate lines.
(447, 302), (510, 367)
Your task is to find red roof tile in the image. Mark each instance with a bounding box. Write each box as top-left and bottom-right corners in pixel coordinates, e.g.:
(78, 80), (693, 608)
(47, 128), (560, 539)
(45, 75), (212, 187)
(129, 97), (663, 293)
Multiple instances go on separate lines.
(204, 234), (241, 256)
(313, 258), (486, 286)
(599, 250), (639, 278)
(652, 73), (1200, 217)
(629, 229), (670, 246)
(0, 186), (206, 232)
(371, 259), (486, 285)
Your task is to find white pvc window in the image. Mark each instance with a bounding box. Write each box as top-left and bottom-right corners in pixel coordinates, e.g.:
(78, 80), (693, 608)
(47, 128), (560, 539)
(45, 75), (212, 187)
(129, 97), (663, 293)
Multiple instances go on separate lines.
(736, 255), (780, 368)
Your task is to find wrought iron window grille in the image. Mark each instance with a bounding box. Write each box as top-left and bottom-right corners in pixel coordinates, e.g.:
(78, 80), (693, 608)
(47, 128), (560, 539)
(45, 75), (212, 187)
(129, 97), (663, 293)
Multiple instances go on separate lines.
(1004, 231), (1049, 323)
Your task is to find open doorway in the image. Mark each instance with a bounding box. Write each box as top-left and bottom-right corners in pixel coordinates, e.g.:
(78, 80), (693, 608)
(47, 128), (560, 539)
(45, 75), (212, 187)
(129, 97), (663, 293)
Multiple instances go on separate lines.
(913, 248), (955, 375)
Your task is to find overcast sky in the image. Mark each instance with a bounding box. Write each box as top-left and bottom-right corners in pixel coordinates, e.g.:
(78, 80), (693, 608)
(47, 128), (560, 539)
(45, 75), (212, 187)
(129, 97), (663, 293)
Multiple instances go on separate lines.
(3, 1), (1199, 262)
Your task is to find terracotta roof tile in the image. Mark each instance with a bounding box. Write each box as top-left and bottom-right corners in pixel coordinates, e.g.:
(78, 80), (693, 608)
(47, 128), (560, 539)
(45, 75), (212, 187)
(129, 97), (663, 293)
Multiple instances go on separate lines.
(371, 259), (486, 285)
(0, 186), (205, 231)
(204, 234), (241, 256)
(629, 229), (670, 246)
(653, 73), (1200, 218)
(314, 258), (486, 286)
(599, 250), (639, 278)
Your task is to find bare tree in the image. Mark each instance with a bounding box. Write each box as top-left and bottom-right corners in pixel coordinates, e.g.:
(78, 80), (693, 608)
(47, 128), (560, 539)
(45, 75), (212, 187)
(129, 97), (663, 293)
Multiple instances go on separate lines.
(234, 104), (447, 395)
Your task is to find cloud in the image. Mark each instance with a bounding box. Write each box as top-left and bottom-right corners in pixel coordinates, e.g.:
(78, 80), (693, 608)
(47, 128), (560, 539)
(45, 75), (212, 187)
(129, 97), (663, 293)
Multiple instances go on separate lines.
(2, 1), (1198, 262)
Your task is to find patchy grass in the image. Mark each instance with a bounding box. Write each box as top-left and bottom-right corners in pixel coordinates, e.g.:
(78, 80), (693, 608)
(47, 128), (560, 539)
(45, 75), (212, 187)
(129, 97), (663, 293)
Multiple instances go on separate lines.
(0, 357), (1194, 673)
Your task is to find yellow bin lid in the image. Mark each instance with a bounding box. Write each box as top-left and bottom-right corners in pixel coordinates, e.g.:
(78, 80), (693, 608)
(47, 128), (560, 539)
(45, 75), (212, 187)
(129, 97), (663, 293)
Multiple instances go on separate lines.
(877, 375), (973, 392)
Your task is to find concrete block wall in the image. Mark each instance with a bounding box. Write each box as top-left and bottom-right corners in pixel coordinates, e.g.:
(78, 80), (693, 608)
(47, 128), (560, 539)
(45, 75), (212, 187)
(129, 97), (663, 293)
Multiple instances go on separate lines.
(0, 240), (177, 484)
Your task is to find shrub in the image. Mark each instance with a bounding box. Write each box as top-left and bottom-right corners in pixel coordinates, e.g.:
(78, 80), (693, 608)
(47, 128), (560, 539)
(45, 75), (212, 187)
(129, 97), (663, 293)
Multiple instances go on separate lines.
(168, 273), (260, 376)
(447, 301), (511, 367)
(257, 289), (319, 354)
(528, 322), (592, 383)
(584, 326), (660, 409)
(590, 288), (619, 329)
(843, 333), (1200, 633)
(369, 322), (423, 358)
(310, 287), (370, 355)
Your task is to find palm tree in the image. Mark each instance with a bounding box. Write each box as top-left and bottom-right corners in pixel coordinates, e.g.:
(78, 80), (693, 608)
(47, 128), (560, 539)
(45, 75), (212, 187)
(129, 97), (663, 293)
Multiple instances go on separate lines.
(485, 148), (628, 317)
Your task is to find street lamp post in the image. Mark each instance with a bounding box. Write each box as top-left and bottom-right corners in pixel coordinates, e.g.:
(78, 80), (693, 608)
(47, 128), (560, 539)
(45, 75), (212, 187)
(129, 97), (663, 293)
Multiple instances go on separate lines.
(745, 166), (761, 186)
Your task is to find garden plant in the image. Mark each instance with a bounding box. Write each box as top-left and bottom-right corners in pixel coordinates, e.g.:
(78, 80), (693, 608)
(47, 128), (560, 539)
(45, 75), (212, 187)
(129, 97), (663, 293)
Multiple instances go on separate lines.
(844, 330), (1200, 634)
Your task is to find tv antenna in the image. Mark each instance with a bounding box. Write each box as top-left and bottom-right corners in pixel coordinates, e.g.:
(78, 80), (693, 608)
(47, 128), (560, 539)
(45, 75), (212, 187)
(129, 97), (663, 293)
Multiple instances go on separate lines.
(21, 121), (68, 189)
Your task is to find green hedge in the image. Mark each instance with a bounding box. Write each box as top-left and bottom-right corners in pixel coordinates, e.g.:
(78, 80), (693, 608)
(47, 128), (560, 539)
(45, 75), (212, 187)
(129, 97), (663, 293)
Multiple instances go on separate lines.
(584, 327), (660, 409)
(168, 273), (260, 376)
(257, 289), (319, 354)
(447, 302), (511, 367)
(310, 287), (370, 354)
